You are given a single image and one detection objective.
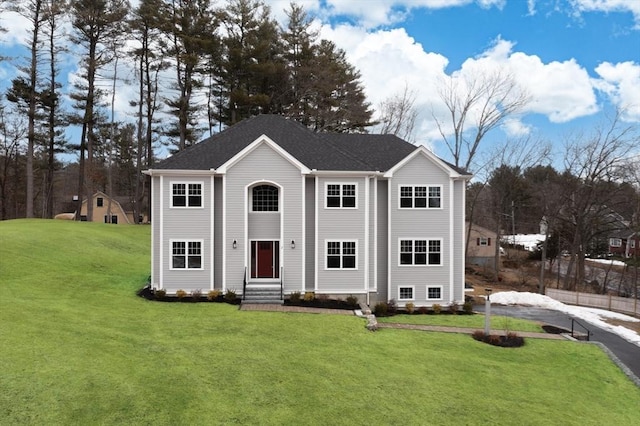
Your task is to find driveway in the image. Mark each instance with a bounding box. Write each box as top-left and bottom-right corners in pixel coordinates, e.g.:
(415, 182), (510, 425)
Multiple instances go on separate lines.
(475, 304), (640, 385)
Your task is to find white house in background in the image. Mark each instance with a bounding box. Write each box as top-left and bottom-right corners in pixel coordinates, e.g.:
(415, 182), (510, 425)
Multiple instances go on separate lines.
(144, 115), (472, 306)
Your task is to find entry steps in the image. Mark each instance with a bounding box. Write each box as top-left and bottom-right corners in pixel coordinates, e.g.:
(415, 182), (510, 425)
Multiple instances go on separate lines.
(242, 285), (283, 304)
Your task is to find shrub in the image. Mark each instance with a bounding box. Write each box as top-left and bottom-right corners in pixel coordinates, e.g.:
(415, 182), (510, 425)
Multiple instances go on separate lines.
(449, 301), (459, 314)
(472, 330), (485, 341)
(289, 291), (302, 303)
(463, 301), (474, 314)
(191, 289), (202, 300)
(417, 306), (429, 315)
(346, 295), (358, 306)
(207, 289), (221, 301)
(405, 302), (415, 314)
(303, 292), (315, 302)
(373, 302), (388, 317)
(432, 303), (442, 314)
(386, 299), (397, 316)
(176, 289), (188, 300)
(224, 289), (237, 302)
(154, 289), (166, 300)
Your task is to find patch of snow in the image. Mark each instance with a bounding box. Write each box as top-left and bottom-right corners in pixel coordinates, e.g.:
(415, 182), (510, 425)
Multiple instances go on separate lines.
(586, 258), (627, 267)
(489, 291), (640, 347)
(501, 234), (545, 251)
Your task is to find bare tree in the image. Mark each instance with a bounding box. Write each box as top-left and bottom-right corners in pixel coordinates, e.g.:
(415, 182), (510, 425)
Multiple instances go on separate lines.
(377, 82), (418, 143)
(433, 69), (530, 171)
(558, 111), (638, 290)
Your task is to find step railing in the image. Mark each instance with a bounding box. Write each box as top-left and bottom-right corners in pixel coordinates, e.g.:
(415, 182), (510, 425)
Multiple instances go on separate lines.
(242, 266), (247, 301)
(280, 266), (284, 300)
(571, 318), (591, 341)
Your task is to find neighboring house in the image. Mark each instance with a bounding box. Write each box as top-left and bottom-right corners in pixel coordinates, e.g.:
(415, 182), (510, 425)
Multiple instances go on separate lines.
(466, 222), (497, 268)
(609, 231), (640, 258)
(55, 191), (142, 224)
(144, 115), (471, 306)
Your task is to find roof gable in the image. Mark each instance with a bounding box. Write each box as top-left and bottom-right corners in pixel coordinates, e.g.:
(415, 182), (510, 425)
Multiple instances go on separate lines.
(383, 146), (472, 179)
(217, 135), (311, 174)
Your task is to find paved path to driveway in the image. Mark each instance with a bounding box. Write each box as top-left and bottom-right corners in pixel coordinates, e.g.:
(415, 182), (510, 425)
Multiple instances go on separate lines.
(376, 322), (566, 339)
(476, 304), (640, 386)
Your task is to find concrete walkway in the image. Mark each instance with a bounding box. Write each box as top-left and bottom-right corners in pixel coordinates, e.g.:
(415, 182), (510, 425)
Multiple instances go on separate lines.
(240, 303), (355, 315)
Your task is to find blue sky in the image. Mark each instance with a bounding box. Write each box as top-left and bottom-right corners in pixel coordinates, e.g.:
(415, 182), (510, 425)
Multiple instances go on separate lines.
(0, 0), (638, 170)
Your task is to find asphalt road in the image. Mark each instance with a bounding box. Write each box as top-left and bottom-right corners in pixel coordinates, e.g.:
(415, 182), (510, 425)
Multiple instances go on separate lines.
(475, 304), (640, 384)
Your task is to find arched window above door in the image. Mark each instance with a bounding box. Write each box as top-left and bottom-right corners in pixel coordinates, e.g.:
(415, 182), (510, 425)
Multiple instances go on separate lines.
(252, 185), (279, 212)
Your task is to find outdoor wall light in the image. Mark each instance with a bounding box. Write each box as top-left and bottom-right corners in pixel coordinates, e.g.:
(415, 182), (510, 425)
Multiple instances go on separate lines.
(233, 239), (237, 249)
(291, 240), (296, 249)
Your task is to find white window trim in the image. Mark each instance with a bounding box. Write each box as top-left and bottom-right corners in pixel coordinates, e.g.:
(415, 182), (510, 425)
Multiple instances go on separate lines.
(610, 238), (622, 248)
(398, 184), (443, 210)
(169, 239), (204, 271)
(250, 184), (280, 213)
(398, 238), (427, 267)
(170, 181), (204, 208)
(478, 237), (489, 246)
(428, 238), (443, 266)
(398, 286), (415, 301)
(398, 238), (443, 266)
(426, 285), (444, 300)
(324, 239), (358, 270)
(324, 182), (358, 209)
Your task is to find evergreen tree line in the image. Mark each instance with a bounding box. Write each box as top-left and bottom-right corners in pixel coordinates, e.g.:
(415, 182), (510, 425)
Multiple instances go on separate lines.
(0, 0), (374, 221)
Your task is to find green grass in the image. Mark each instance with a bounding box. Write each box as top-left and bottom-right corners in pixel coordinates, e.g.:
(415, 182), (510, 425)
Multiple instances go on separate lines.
(1, 219), (639, 425)
(378, 313), (545, 333)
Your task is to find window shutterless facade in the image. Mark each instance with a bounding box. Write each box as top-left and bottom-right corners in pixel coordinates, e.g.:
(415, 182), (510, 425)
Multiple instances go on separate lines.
(399, 185), (441, 209)
(326, 240), (357, 269)
(171, 240), (203, 270)
(326, 183), (357, 208)
(399, 239), (441, 265)
(172, 182), (203, 207)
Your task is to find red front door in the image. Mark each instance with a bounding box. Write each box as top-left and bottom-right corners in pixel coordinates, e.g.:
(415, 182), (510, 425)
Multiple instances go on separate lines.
(251, 241), (279, 279)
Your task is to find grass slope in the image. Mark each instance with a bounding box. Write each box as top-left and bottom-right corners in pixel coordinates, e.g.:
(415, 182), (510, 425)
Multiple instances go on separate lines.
(1, 219), (639, 425)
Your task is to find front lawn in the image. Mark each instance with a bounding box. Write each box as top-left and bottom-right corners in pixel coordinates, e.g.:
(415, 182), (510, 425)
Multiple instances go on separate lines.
(1, 219), (639, 425)
(378, 313), (545, 333)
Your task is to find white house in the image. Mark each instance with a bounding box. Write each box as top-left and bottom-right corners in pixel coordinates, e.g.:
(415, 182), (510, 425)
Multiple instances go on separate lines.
(144, 115), (471, 307)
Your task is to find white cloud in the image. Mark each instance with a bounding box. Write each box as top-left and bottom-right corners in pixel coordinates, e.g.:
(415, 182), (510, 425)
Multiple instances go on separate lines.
(570, 0), (640, 27)
(0, 11), (30, 46)
(593, 61), (640, 121)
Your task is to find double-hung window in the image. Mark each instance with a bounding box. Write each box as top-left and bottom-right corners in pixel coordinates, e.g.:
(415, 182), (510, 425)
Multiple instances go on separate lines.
(398, 286), (414, 301)
(172, 183), (202, 207)
(399, 185), (441, 209)
(326, 184), (356, 208)
(399, 239), (441, 265)
(171, 240), (203, 270)
(610, 238), (622, 247)
(326, 241), (357, 269)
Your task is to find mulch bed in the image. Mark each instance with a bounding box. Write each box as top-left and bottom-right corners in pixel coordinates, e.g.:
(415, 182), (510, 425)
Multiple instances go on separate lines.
(472, 331), (526, 348)
(136, 286), (241, 305)
(283, 299), (357, 310)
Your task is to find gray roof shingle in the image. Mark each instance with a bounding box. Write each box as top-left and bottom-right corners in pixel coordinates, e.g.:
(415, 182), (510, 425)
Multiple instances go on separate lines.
(154, 114), (468, 174)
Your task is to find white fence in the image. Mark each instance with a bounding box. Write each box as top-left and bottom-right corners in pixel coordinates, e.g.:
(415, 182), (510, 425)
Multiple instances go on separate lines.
(546, 288), (639, 317)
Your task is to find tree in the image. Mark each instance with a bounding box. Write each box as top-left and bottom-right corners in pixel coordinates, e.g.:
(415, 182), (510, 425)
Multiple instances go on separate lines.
(161, 0), (218, 151)
(69, 0), (129, 221)
(0, 100), (27, 219)
(130, 0), (166, 222)
(557, 112), (638, 291)
(219, 0), (284, 126)
(7, 0), (48, 218)
(376, 82), (418, 142)
(434, 69), (530, 171)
